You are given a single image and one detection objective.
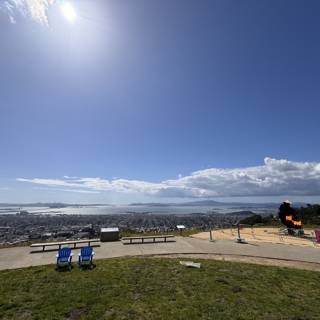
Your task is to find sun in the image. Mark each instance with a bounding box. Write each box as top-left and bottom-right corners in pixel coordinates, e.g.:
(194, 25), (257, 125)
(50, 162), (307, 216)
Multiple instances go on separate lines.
(60, 2), (77, 23)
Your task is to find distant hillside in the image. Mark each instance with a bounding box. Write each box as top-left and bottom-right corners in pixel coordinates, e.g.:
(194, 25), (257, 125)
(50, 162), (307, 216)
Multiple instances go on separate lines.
(225, 210), (255, 216)
(0, 203), (111, 208)
(130, 200), (285, 208)
(298, 204), (320, 225)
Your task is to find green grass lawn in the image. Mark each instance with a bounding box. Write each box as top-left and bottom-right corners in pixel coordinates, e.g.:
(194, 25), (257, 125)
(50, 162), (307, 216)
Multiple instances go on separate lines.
(1, 258), (320, 320)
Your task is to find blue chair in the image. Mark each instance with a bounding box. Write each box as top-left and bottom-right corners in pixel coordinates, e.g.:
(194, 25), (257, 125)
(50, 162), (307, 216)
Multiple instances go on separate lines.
(56, 247), (73, 270)
(78, 246), (95, 267)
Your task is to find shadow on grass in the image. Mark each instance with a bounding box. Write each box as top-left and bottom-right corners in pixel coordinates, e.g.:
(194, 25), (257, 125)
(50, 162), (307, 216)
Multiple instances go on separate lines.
(55, 265), (73, 272)
(79, 263), (96, 271)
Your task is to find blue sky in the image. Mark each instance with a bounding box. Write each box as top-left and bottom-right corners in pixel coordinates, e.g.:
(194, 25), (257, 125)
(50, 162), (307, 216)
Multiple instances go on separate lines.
(1, 0), (320, 204)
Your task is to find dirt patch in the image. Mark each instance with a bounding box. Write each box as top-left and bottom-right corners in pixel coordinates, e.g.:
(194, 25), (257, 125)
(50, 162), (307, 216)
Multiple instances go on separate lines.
(104, 309), (115, 318)
(192, 227), (317, 247)
(68, 308), (89, 320)
(147, 253), (320, 272)
(16, 311), (33, 320)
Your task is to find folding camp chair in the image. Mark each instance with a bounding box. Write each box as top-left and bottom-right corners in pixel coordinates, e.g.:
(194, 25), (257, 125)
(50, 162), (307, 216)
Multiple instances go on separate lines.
(312, 229), (320, 246)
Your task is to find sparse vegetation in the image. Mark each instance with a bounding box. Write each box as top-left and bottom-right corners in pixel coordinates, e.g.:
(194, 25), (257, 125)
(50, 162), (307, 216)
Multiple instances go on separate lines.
(1, 258), (320, 319)
(119, 228), (202, 238)
(299, 204), (320, 225)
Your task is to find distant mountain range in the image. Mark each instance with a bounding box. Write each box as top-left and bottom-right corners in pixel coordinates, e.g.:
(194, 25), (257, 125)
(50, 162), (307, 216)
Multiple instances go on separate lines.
(129, 200), (307, 208)
(0, 203), (113, 208)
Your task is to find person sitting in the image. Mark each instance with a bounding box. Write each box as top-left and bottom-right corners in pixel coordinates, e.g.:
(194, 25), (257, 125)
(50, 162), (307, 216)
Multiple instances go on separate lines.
(278, 200), (303, 235)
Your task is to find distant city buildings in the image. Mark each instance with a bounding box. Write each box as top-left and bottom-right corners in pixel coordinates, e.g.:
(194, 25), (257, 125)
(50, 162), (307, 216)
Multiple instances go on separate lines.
(0, 211), (256, 246)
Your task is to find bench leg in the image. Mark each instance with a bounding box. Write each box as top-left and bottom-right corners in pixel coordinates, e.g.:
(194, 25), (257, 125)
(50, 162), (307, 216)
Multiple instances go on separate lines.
(88, 242), (91, 247)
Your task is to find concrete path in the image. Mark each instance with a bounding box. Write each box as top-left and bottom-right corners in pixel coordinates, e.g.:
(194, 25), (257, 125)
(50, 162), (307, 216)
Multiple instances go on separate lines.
(0, 237), (320, 271)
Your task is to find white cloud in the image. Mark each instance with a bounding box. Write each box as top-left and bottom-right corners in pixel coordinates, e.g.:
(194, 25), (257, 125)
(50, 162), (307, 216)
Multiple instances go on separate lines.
(33, 187), (100, 194)
(2, 0), (55, 25)
(16, 158), (320, 198)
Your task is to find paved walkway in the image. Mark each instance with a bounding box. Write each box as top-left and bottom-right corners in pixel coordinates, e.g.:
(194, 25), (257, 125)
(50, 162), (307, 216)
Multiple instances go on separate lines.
(1, 237), (320, 271)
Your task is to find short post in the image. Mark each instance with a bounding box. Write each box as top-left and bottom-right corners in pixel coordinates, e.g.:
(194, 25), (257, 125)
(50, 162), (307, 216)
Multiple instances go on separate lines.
(236, 224), (247, 244)
(209, 229), (214, 242)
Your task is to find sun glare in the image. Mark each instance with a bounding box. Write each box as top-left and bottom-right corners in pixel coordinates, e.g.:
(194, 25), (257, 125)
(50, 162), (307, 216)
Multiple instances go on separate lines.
(60, 2), (77, 23)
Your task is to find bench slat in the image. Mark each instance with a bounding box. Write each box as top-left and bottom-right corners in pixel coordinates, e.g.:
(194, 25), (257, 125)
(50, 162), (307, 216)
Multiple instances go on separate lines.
(122, 235), (174, 241)
(30, 239), (100, 247)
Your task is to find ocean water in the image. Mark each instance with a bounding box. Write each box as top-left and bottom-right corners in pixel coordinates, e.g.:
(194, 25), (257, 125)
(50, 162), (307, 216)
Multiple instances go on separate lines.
(0, 205), (276, 216)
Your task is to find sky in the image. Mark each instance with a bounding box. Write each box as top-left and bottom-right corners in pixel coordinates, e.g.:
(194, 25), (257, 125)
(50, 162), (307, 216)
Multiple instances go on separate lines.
(0, 0), (320, 204)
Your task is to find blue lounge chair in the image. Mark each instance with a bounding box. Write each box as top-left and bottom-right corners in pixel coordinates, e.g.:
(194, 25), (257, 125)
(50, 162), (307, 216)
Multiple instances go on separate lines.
(56, 247), (73, 270)
(78, 246), (95, 267)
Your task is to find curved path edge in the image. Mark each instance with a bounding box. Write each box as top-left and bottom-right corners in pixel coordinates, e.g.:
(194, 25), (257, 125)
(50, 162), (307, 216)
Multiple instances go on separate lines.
(1, 237), (320, 271)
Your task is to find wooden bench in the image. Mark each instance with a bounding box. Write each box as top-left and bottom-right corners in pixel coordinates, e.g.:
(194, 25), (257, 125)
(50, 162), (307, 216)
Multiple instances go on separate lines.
(30, 239), (100, 252)
(121, 235), (175, 244)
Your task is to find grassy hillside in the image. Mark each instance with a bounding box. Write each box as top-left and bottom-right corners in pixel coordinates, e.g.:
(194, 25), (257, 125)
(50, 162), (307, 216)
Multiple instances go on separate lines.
(1, 258), (320, 320)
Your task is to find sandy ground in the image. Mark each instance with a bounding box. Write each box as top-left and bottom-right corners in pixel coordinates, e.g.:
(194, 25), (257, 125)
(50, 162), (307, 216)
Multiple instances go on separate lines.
(192, 227), (317, 247)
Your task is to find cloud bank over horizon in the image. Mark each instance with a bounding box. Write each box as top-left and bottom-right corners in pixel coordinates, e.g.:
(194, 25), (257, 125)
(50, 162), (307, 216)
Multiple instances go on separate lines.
(16, 158), (320, 199)
(1, 0), (55, 24)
